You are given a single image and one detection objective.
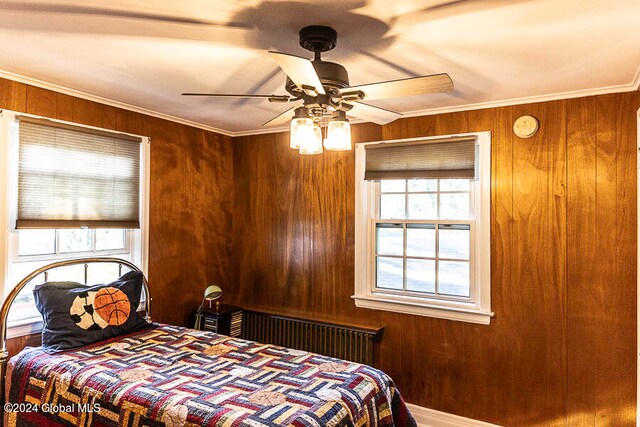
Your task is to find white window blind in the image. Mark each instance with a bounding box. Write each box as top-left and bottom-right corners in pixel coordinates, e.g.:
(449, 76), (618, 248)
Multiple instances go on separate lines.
(16, 116), (142, 229)
(364, 136), (477, 180)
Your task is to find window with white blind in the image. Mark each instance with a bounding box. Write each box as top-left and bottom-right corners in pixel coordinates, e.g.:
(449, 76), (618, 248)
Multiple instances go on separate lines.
(354, 132), (492, 324)
(0, 110), (150, 337)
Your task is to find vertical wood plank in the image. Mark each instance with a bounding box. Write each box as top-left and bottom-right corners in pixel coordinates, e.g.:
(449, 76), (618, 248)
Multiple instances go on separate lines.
(612, 92), (637, 425)
(565, 92), (639, 424)
(54, 92), (74, 122)
(566, 95), (598, 425)
(25, 86), (57, 117)
(0, 78), (27, 111)
(507, 101), (567, 426)
(70, 97), (106, 128)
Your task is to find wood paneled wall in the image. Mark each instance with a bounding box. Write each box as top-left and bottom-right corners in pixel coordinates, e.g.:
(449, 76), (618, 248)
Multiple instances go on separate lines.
(0, 78), (234, 330)
(232, 92), (639, 425)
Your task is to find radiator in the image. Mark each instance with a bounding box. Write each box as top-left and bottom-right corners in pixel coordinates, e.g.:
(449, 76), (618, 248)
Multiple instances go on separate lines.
(241, 311), (383, 366)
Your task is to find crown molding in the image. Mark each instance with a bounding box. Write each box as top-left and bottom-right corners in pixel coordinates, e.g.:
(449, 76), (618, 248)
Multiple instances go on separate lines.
(3, 67), (638, 139)
(232, 73), (640, 136)
(399, 77), (640, 121)
(0, 69), (234, 137)
(233, 125), (290, 137)
(632, 65), (640, 91)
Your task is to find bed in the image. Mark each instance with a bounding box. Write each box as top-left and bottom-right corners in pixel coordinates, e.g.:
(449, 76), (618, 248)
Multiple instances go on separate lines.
(0, 258), (416, 427)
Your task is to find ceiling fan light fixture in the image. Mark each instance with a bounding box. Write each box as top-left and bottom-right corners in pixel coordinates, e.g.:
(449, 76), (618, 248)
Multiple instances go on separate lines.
(325, 110), (351, 151)
(299, 123), (323, 155)
(290, 107), (313, 150)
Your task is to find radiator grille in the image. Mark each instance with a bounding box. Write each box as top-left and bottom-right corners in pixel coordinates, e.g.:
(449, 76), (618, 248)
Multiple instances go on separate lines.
(241, 311), (382, 366)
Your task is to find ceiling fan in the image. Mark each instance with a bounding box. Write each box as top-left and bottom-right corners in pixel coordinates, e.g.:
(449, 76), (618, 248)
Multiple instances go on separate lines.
(183, 25), (453, 153)
(183, 25), (454, 130)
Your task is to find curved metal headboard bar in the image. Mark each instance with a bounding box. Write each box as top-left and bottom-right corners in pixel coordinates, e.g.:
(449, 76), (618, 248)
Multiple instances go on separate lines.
(0, 257), (152, 360)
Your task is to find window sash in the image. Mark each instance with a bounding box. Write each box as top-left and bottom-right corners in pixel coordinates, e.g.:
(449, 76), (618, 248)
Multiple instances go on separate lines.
(17, 229), (130, 259)
(371, 180), (476, 302)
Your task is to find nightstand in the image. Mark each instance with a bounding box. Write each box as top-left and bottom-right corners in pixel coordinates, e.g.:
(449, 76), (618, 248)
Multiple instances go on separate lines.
(193, 304), (242, 337)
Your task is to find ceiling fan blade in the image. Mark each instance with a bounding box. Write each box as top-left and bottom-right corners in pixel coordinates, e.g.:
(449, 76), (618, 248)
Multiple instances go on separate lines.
(340, 74), (453, 101)
(262, 104), (302, 127)
(268, 51), (325, 95)
(391, 0), (532, 29)
(345, 102), (402, 125)
(0, 2), (252, 29)
(182, 93), (291, 102)
(0, 4), (250, 43)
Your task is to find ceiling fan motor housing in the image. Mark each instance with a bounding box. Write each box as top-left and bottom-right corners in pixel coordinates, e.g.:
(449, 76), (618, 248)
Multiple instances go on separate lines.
(286, 25), (349, 98)
(285, 61), (349, 96)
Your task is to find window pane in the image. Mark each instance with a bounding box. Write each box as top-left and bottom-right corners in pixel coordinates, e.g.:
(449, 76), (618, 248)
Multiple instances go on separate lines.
(8, 262), (47, 322)
(18, 229), (56, 256)
(10, 261), (46, 285)
(380, 180), (405, 193)
(380, 194), (406, 219)
(407, 194), (437, 219)
(7, 282), (41, 322)
(439, 193), (470, 220)
(406, 224), (435, 257)
(95, 229), (126, 251)
(440, 179), (471, 191)
(59, 229), (92, 253)
(376, 257), (403, 290)
(88, 262), (122, 285)
(408, 179), (437, 192)
(438, 226), (470, 260)
(376, 224), (403, 256)
(47, 264), (86, 284)
(406, 259), (435, 293)
(438, 261), (470, 297)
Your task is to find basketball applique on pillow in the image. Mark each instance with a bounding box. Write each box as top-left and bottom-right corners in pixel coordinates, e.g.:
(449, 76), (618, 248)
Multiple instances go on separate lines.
(69, 287), (131, 330)
(34, 271), (148, 353)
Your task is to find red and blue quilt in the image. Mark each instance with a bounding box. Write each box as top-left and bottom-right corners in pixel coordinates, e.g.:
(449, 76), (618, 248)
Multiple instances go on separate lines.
(5, 324), (416, 426)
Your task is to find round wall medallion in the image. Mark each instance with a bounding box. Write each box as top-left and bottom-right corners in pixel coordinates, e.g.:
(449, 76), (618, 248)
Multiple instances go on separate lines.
(513, 115), (539, 138)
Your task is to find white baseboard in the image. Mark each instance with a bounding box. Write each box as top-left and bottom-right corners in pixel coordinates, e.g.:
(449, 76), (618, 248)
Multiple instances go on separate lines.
(406, 403), (501, 427)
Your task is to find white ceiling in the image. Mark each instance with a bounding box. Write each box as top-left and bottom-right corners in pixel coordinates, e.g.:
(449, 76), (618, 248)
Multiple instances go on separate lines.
(0, 0), (638, 135)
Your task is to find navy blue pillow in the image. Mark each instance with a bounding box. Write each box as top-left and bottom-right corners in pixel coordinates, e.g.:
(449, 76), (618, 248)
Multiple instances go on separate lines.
(33, 271), (148, 352)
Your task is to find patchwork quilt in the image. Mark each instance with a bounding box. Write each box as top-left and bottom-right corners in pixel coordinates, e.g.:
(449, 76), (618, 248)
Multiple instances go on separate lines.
(5, 324), (416, 426)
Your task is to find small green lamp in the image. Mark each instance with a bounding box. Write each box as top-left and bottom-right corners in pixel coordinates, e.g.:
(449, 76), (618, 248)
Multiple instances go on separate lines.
(194, 285), (222, 330)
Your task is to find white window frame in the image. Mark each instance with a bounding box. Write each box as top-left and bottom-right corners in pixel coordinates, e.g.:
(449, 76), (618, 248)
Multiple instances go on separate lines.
(353, 131), (493, 325)
(0, 109), (150, 338)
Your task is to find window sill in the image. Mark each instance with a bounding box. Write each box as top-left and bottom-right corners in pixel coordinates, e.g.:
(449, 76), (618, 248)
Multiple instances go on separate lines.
(352, 294), (494, 325)
(7, 318), (43, 339)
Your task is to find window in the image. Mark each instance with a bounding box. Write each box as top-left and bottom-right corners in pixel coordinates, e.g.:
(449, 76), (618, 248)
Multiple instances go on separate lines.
(0, 110), (150, 337)
(354, 132), (492, 324)
(9, 229), (134, 325)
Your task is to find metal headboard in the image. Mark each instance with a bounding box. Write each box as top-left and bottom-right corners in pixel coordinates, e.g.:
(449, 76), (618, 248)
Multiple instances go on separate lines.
(0, 257), (152, 408)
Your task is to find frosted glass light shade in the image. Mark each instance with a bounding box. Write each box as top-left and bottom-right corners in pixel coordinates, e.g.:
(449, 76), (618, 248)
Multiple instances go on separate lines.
(325, 119), (351, 150)
(299, 124), (323, 155)
(290, 117), (314, 149)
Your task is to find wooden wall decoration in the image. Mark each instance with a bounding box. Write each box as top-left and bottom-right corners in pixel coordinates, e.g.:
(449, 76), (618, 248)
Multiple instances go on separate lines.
(232, 92), (639, 426)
